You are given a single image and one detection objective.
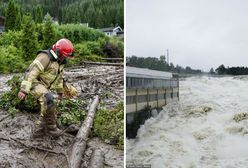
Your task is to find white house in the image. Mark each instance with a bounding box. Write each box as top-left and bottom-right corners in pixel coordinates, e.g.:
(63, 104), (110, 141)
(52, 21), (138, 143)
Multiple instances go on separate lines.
(99, 26), (123, 36)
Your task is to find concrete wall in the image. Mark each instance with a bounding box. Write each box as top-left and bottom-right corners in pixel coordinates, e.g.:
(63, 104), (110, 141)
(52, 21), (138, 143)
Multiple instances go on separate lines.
(126, 83), (179, 138)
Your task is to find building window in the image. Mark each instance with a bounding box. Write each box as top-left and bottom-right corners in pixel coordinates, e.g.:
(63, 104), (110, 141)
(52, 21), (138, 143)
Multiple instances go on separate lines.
(131, 78), (136, 87)
(127, 77), (178, 89)
(127, 77), (131, 87)
(127, 96), (136, 104)
(144, 78), (153, 88)
(165, 80), (171, 88)
(137, 95), (147, 103)
(149, 94), (157, 101)
(166, 92), (171, 99)
(158, 93), (165, 100)
(130, 78), (143, 87)
(173, 92), (178, 98)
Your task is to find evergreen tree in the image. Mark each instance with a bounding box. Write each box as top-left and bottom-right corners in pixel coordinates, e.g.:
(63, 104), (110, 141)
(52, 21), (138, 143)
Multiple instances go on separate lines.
(1, 0), (124, 29)
(95, 9), (104, 28)
(15, 6), (22, 30)
(36, 6), (43, 23)
(216, 64), (226, 75)
(160, 55), (166, 63)
(43, 13), (55, 49)
(209, 68), (215, 75)
(170, 63), (175, 71)
(21, 15), (38, 61)
(85, 2), (95, 27)
(58, 8), (62, 24)
(127, 56), (202, 74)
(5, 0), (17, 31)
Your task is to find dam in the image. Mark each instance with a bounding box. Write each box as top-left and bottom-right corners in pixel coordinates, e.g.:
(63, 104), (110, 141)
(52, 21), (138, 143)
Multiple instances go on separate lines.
(126, 66), (179, 138)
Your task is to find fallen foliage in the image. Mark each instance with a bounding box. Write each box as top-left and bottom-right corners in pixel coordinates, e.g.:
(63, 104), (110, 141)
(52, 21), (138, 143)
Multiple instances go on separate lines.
(0, 75), (86, 125)
(93, 101), (124, 150)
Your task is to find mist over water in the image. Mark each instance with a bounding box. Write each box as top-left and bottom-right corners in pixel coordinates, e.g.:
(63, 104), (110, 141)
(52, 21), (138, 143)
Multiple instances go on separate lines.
(127, 76), (248, 168)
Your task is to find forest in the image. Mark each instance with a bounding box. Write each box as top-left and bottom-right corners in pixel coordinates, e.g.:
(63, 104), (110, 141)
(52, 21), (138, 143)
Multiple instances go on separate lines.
(127, 55), (202, 74)
(215, 64), (248, 75)
(0, 0), (124, 73)
(0, 0), (124, 28)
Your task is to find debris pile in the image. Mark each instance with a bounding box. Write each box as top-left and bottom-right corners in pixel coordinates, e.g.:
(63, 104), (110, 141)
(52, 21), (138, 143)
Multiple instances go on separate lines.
(0, 64), (124, 168)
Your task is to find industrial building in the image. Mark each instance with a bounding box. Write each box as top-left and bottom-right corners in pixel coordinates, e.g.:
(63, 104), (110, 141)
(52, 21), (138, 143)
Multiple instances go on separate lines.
(126, 66), (179, 138)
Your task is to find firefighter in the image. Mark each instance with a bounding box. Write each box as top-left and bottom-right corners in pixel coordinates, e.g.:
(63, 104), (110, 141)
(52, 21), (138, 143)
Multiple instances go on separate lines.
(18, 38), (77, 137)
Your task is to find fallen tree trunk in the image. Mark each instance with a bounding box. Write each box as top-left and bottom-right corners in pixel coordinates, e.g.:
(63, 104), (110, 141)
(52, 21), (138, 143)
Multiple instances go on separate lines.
(89, 149), (104, 168)
(69, 95), (100, 168)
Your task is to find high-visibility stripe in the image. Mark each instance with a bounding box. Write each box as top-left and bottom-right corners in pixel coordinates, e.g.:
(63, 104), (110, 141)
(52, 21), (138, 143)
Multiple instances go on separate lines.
(50, 49), (58, 59)
(21, 81), (32, 92)
(33, 60), (44, 71)
(53, 83), (63, 88)
(45, 73), (56, 80)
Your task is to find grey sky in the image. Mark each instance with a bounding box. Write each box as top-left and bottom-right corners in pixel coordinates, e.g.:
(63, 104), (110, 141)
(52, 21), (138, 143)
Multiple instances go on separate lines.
(126, 0), (248, 71)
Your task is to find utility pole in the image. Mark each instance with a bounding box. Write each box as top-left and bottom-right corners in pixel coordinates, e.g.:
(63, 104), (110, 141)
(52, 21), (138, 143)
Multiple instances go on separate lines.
(167, 49), (169, 64)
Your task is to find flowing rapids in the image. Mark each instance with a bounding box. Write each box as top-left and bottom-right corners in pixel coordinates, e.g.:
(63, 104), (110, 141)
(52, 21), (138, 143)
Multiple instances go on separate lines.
(127, 76), (248, 168)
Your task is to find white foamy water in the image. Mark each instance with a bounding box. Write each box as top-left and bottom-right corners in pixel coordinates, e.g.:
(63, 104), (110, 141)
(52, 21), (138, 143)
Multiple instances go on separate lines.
(127, 76), (248, 168)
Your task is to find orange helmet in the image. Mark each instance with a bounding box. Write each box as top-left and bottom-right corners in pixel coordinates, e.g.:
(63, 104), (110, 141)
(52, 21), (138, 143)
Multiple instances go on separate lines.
(52, 38), (74, 59)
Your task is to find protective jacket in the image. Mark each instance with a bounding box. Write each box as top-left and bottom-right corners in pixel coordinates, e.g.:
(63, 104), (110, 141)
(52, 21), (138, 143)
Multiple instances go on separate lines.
(20, 50), (66, 94)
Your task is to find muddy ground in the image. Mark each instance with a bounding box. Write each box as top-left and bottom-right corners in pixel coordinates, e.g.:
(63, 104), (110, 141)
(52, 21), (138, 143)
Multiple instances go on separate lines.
(0, 64), (124, 168)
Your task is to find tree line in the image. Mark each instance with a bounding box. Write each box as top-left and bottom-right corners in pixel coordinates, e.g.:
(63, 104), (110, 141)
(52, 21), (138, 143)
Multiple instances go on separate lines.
(215, 64), (248, 75)
(0, 11), (123, 73)
(0, 0), (123, 28)
(127, 56), (202, 74)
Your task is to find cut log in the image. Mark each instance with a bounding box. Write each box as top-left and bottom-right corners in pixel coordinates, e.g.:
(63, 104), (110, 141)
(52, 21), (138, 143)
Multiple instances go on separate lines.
(69, 95), (100, 168)
(89, 149), (104, 168)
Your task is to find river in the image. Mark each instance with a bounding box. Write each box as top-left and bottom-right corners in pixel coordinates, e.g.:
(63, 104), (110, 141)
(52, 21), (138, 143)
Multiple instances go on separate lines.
(127, 76), (248, 168)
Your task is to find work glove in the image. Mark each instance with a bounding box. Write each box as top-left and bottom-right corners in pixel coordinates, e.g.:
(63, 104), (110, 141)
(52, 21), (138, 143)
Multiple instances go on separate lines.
(64, 84), (77, 98)
(18, 90), (26, 100)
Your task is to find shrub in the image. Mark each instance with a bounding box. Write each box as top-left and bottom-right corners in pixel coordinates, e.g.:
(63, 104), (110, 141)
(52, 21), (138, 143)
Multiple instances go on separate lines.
(21, 15), (38, 61)
(66, 42), (105, 66)
(56, 24), (106, 43)
(93, 101), (124, 150)
(57, 99), (86, 125)
(102, 37), (124, 58)
(42, 13), (56, 49)
(0, 75), (38, 112)
(86, 41), (103, 56)
(0, 30), (23, 48)
(0, 76), (86, 124)
(0, 45), (27, 73)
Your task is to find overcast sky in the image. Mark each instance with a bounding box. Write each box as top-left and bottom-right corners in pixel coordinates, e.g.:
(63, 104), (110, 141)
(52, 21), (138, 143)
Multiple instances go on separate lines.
(126, 0), (248, 71)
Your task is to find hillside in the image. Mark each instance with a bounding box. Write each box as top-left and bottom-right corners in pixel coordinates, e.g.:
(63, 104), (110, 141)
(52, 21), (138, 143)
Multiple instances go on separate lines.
(0, 0), (124, 28)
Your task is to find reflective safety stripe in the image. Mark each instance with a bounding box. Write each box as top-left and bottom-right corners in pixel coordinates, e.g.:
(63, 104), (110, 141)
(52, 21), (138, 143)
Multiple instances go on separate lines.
(45, 73), (56, 80)
(51, 85), (63, 89)
(21, 80), (32, 92)
(50, 49), (58, 59)
(33, 60), (44, 71)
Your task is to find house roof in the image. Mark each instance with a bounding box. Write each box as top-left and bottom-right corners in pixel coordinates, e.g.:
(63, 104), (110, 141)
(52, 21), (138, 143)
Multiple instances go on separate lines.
(99, 26), (123, 32)
(0, 16), (5, 20)
(126, 66), (173, 79)
(99, 27), (114, 32)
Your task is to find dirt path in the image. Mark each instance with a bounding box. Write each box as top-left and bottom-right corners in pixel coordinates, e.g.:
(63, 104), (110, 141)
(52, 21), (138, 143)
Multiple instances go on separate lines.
(0, 64), (123, 168)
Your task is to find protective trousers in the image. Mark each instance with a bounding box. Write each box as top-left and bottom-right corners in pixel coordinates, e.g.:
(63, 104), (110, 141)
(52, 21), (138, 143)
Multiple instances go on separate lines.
(30, 84), (60, 137)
